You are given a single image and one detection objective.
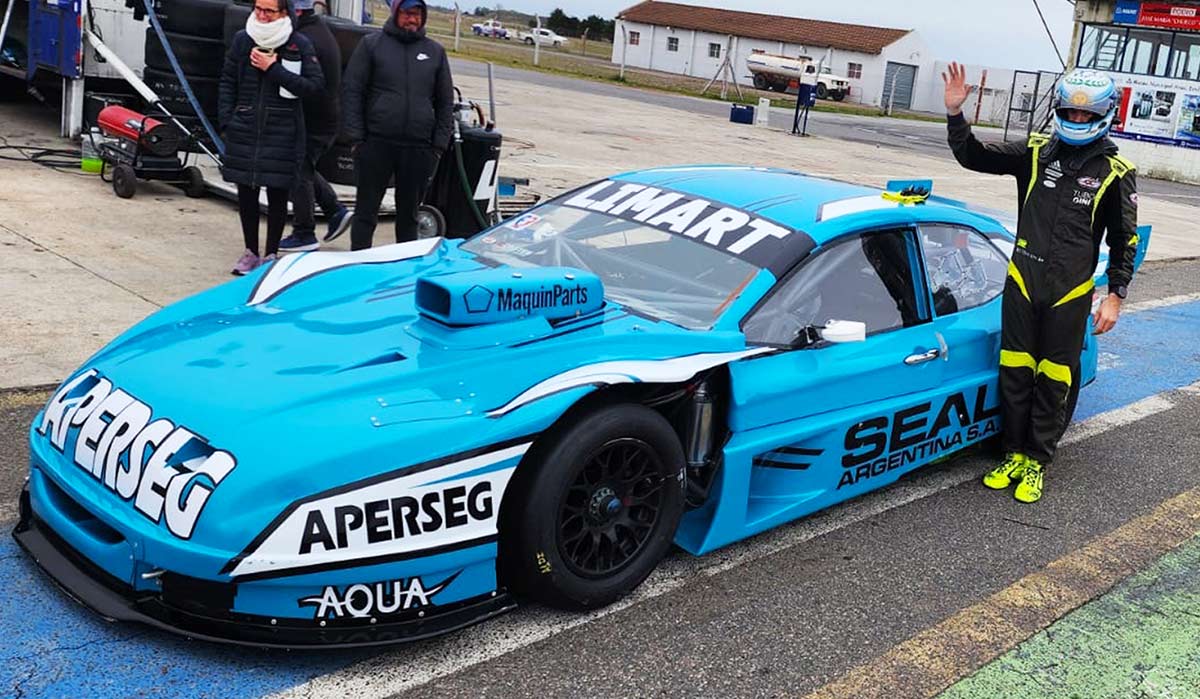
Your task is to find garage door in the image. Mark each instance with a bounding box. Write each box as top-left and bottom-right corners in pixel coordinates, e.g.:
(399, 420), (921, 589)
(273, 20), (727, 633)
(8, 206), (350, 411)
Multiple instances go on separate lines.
(883, 62), (917, 110)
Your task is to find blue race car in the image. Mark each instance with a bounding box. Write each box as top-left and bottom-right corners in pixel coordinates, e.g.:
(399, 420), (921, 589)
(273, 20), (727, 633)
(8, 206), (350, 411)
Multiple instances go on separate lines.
(14, 166), (1150, 647)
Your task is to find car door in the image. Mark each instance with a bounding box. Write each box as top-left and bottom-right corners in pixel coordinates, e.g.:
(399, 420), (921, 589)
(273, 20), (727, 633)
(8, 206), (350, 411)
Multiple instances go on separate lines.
(726, 227), (957, 499)
(917, 223), (1008, 433)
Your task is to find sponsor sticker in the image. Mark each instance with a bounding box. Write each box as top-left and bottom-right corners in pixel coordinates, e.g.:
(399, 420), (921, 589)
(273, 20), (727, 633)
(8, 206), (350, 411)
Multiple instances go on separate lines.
(560, 180), (800, 268)
(1077, 176), (1102, 190)
(837, 385), (1001, 490)
(37, 370), (236, 539)
(223, 443), (529, 579)
(299, 572), (459, 620)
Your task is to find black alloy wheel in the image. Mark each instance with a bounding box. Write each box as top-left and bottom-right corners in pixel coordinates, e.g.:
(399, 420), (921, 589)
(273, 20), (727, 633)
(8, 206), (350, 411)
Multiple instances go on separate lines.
(501, 404), (685, 610)
(558, 437), (666, 579)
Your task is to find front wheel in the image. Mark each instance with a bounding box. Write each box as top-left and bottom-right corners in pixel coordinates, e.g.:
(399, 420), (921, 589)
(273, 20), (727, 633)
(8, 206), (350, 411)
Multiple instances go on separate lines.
(501, 404), (685, 610)
(816, 83), (829, 100)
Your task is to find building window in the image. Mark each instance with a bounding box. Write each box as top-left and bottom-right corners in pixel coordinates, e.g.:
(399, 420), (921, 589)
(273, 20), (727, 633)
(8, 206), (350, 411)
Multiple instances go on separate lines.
(1078, 24), (1127, 72)
(847, 62), (863, 79)
(1170, 32), (1200, 79)
(667, 37), (680, 52)
(1122, 28), (1171, 76)
(629, 31), (640, 46)
(709, 42), (721, 59)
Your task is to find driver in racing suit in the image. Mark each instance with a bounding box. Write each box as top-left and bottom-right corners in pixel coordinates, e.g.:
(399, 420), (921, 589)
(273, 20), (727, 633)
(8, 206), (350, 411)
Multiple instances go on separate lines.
(943, 64), (1138, 504)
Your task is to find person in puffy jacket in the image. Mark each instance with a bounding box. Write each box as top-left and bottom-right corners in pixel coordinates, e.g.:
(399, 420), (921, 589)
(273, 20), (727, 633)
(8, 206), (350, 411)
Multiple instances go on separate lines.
(339, 0), (454, 250)
(218, 0), (324, 275)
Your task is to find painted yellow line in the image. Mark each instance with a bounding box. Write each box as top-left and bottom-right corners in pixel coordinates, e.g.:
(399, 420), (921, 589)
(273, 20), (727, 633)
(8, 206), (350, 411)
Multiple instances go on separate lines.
(801, 488), (1200, 699)
(0, 388), (51, 411)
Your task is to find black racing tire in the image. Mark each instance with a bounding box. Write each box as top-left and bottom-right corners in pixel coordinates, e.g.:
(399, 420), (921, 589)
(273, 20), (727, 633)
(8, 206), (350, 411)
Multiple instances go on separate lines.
(155, 0), (232, 37)
(752, 73), (768, 91)
(145, 28), (226, 78)
(112, 164), (138, 198)
(223, 3), (252, 46)
(142, 67), (221, 113)
(816, 82), (829, 100)
(500, 404), (685, 610)
(416, 204), (446, 239)
(182, 165), (206, 197)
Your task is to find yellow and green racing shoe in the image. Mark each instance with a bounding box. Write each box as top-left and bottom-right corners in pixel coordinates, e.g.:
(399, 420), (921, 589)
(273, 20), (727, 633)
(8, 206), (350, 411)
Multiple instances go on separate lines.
(1014, 459), (1044, 504)
(982, 452), (1027, 490)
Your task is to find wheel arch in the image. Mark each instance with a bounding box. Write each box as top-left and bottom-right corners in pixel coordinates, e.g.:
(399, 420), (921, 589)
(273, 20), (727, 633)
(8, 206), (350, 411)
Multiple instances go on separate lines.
(495, 369), (733, 584)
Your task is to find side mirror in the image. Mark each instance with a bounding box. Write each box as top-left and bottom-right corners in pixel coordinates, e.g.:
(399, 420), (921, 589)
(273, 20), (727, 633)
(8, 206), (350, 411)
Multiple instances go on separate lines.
(820, 320), (867, 344)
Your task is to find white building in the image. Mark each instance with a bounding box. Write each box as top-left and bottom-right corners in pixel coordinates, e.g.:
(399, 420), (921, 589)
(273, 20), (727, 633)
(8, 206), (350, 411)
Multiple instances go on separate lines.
(612, 0), (935, 110)
(1068, 0), (1200, 183)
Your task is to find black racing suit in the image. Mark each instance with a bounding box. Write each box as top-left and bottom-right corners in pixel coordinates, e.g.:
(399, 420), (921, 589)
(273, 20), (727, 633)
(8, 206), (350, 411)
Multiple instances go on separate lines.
(947, 112), (1139, 464)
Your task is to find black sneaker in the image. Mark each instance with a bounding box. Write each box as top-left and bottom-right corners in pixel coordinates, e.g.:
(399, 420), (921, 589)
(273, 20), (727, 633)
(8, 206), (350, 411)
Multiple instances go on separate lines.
(278, 233), (320, 253)
(324, 207), (353, 243)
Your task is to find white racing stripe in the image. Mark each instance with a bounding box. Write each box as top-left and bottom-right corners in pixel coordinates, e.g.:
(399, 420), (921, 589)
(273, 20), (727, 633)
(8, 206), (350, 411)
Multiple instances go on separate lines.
(271, 383), (1196, 698)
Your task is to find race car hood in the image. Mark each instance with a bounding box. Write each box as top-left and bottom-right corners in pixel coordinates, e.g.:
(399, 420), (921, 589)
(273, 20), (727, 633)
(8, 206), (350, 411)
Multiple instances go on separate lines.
(29, 240), (762, 581)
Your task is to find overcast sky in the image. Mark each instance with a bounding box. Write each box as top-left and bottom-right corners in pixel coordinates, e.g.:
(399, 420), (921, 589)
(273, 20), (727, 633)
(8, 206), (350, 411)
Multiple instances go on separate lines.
(479, 0), (1077, 71)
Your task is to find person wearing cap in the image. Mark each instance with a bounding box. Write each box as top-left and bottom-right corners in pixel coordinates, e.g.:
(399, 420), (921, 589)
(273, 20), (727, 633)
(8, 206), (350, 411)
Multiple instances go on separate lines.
(278, 0), (352, 252)
(339, 0), (453, 250)
(943, 63), (1139, 504)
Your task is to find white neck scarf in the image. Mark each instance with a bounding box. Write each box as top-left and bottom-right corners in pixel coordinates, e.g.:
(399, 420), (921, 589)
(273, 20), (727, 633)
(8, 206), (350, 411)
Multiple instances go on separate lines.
(246, 14), (292, 50)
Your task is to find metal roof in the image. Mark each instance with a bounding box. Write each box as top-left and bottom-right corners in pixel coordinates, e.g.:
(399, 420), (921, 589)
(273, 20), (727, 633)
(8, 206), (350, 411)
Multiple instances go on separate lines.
(617, 1), (912, 55)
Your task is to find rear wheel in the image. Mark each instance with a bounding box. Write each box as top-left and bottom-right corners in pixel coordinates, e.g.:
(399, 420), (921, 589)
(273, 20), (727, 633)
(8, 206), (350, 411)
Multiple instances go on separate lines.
(752, 73), (768, 91)
(501, 404), (685, 610)
(112, 164), (137, 198)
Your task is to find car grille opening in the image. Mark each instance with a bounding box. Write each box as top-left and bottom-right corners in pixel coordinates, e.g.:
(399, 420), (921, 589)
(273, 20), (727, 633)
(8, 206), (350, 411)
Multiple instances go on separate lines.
(41, 475), (125, 545)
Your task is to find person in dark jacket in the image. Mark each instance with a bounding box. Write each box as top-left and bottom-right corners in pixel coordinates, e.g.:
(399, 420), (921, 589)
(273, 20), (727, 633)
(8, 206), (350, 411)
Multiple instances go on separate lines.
(278, 0), (352, 252)
(944, 63), (1138, 504)
(218, 0), (324, 275)
(338, 0), (454, 250)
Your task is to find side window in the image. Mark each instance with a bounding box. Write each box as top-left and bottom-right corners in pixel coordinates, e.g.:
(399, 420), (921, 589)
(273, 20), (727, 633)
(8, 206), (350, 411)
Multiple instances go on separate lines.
(744, 230), (924, 346)
(918, 224), (1007, 315)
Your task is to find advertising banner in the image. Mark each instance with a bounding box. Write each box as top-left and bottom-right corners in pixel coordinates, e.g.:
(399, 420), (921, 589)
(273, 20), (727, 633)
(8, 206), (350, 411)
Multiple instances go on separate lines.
(1114, 1), (1200, 29)
(1111, 73), (1200, 148)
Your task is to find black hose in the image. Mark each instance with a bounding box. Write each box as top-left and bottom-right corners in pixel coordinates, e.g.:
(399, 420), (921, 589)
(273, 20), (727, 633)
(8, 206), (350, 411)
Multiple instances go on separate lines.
(453, 137), (490, 230)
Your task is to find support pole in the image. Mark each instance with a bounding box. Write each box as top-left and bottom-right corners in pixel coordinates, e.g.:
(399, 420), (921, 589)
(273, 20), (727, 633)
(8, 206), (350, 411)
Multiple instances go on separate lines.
(619, 24), (628, 80)
(533, 15), (541, 67)
(454, 3), (461, 52)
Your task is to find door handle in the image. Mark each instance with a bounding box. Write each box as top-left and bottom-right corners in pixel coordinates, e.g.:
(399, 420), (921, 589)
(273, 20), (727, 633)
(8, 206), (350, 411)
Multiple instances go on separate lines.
(904, 349), (940, 365)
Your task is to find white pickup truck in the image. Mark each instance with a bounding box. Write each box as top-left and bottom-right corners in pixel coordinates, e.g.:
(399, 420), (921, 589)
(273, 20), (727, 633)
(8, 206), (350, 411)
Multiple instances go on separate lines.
(515, 27), (569, 47)
(747, 53), (852, 101)
(471, 19), (510, 39)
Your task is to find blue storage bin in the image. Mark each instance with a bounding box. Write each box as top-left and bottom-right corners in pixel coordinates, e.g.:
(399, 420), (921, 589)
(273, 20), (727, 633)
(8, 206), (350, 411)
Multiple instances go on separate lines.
(730, 104), (755, 124)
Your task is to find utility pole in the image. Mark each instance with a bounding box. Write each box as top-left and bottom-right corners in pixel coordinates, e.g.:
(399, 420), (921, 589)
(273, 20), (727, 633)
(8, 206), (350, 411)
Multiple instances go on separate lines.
(534, 14), (541, 66)
(453, 3), (461, 52)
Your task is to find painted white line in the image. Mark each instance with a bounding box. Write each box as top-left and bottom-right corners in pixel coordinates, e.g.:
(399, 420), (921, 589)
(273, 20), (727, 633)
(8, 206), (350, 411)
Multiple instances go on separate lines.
(1124, 292), (1200, 314)
(272, 387), (1188, 698)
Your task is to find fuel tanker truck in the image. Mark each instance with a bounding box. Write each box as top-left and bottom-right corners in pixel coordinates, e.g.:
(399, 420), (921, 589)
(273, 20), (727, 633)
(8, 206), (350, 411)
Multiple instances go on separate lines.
(747, 53), (851, 101)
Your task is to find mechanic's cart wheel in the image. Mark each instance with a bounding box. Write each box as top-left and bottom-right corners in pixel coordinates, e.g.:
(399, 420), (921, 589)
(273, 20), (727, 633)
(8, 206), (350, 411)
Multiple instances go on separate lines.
(182, 166), (206, 198)
(112, 164), (138, 199)
(501, 404), (685, 610)
(416, 204), (447, 239)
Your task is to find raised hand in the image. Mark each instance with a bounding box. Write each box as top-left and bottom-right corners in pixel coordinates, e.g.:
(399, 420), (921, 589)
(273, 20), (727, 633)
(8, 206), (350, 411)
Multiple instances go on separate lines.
(942, 62), (981, 116)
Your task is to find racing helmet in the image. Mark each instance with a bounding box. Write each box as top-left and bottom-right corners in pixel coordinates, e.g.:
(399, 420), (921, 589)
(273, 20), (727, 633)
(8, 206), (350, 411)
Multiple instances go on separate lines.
(1052, 69), (1119, 146)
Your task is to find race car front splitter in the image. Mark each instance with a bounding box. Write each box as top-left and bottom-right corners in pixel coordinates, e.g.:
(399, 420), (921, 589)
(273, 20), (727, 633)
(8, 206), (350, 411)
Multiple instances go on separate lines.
(12, 484), (517, 649)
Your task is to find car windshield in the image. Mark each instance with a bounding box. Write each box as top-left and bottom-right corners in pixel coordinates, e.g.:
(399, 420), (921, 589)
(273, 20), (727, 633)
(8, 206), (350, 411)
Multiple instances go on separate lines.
(462, 204), (761, 329)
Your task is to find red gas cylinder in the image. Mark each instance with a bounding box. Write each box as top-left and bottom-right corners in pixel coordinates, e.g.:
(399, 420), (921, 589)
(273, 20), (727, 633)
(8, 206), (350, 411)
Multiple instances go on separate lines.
(96, 105), (182, 157)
